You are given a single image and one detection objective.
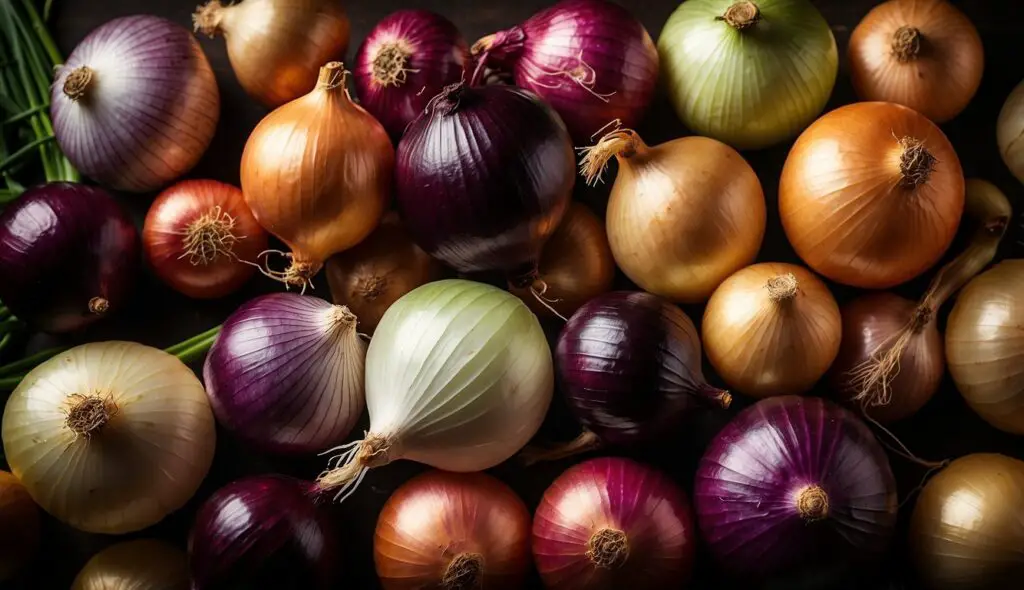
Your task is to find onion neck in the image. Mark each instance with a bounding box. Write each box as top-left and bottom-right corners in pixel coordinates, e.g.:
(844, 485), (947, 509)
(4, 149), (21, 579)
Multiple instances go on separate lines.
(699, 384), (732, 409)
(324, 304), (358, 335)
(469, 27), (526, 86)
(357, 275), (386, 301)
(428, 82), (467, 116)
(586, 528), (629, 569)
(65, 393), (117, 437)
(897, 137), (936, 189)
(316, 62), (351, 99)
(62, 66), (94, 102)
(183, 207), (239, 266)
(283, 257), (323, 289)
(192, 1), (225, 37)
(372, 41), (415, 88)
(796, 484), (829, 522)
(891, 26), (923, 62)
(719, 1), (761, 30)
(579, 128), (647, 186)
(765, 273), (798, 303)
(442, 552), (483, 590)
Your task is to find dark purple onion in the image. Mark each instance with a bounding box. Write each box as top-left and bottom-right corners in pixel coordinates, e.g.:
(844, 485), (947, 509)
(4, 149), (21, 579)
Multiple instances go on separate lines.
(189, 474), (340, 590)
(353, 10), (470, 140)
(203, 293), (365, 454)
(0, 183), (138, 333)
(695, 395), (898, 587)
(395, 82), (574, 278)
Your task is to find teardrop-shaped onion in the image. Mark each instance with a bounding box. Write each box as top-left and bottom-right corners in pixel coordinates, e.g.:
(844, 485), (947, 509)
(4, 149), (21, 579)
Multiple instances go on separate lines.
(2, 342), (216, 534)
(72, 540), (189, 590)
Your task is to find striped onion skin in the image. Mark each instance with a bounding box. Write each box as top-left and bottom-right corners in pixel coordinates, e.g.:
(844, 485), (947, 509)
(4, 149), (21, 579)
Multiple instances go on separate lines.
(51, 15), (220, 193)
(72, 540), (189, 590)
(203, 293), (366, 454)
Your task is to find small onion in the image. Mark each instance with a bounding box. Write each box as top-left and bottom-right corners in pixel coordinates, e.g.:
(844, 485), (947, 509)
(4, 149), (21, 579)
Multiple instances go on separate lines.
(997, 79), (1024, 185)
(0, 471), (39, 582)
(375, 470), (531, 589)
(702, 262), (841, 399)
(71, 540), (189, 590)
(52, 15), (219, 192)
(532, 457), (696, 589)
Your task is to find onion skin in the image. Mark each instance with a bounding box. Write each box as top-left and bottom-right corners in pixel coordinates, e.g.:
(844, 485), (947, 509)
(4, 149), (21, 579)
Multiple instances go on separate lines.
(997, 79), (1024, 185)
(0, 471), (39, 582)
(848, 0), (983, 123)
(51, 15), (219, 193)
(374, 470), (531, 590)
(532, 457), (696, 589)
(0, 183), (138, 334)
(72, 540), (189, 590)
(780, 102), (964, 289)
(910, 453), (1024, 590)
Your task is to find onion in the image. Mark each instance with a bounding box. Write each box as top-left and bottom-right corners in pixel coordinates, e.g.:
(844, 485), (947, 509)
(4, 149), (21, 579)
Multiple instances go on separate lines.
(702, 262), (841, 399)
(325, 213), (444, 335)
(353, 10), (469, 140)
(507, 202), (614, 321)
(470, 0), (659, 143)
(532, 457), (696, 589)
(657, 0), (838, 150)
(0, 182), (138, 333)
(997, 79), (1024, 185)
(695, 395), (898, 585)
(71, 540), (188, 590)
(189, 475), (340, 590)
(203, 293), (365, 454)
(316, 279), (553, 500)
(143, 179), (268, 300)
(375, 470), (531, 589)
(848, 0), (983, 123)
(780, 101), (965, 288)
(2, 342), (216, 534)
(909, 453), (1024, 590)
(0, 471), (39, 582)
(51, 15), (219, 193)
(581, 128), (765, 303)
(241, 62), (393, 288)
(395, 83), (574, 281)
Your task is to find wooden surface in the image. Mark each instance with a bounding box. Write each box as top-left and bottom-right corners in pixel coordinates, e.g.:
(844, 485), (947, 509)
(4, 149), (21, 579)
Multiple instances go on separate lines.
(4, 0), (1024, 588)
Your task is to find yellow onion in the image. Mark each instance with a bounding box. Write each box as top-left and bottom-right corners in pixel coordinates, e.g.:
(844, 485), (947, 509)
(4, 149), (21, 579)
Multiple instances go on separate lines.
(72, 540), (189, 590)
(997, 79), (1024, 185)
(702, 262), (840, 398)
(0, 471), (39, 581)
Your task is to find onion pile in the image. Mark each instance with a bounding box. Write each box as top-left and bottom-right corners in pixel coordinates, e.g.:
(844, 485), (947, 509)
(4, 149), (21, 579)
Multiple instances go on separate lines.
(998, 79), (1024, 185)
(0, 471), (39, 582)
(71, 540), (189, 590)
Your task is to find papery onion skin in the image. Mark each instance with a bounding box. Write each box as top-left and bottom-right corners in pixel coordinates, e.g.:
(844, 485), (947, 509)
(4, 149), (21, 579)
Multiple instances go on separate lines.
(658, 0), (838, 150)
(0, 183), (138, 333)
(532, 457), (696, 589)
(51, 15), (219, 192)
(848, 0), (983, 124)
(2, 342), (216, 534)
(0, 471), (39, 582)
(374, 470), (531, 590)
(143, 179), (268, 300)
(72, 540), (189, 590)
(997, 79), (1024, 185)
(353, 10), (469, 140)
(203, 293), (365, 454)
(695, 395), (898, 585)
(189, 475), (340, 590)
(702, 262), (841, 399)
(909, 453), (1024, 590)
(780, 101), (964, 288)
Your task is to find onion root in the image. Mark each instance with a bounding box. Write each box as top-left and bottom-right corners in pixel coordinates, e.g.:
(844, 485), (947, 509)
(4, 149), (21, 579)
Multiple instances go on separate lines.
(191, 1), (225, 37)
(586, 528), (629, 569)
(179, 206), (241, 266)
(62, 66), (94, 101)
(898, 136), (937, 189)
(765, 272), (799, 301)
(796, 484), (829, 521)
(442, 552), (484, 590)
(88, 297), (109, 315)
(891, 26), (923, 62)
(372, 41), (418, 87)
(64, 393), (118, 438)
(717, 1), (761, 30)
(317, 433), (394, 500)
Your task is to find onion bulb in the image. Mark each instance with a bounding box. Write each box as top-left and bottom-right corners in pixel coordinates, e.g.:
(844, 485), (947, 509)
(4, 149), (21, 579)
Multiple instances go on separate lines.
(2, 342), (216, 534)
(241, 62), (393, 288)
(193, 0), (350, 107)
(72, 540), (189, 590)
(780, 101), (965, 288)
(581, 128), (765, 303)
(702, 262), (841, 398)
(0, 471), (39, 582)
(997, 79), (1024, 185)
(848, 0), (983, 123)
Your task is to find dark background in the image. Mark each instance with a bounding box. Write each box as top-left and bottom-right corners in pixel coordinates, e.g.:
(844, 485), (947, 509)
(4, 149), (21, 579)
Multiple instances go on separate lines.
(4, 0), (1024, 588)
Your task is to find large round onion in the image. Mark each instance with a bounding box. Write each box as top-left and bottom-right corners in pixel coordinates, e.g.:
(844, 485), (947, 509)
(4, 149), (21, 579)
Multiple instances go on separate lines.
(72, 540), (189, 590)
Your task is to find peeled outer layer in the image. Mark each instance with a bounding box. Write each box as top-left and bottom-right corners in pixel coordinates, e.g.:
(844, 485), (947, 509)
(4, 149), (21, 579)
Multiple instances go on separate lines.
(658, 0), (838, 150)
(946, 260), (1024, 434)
(780, 102), (964, 289)
(997, 79), (1024, 185)
(72, 540), (189, 590)
(2, 342), (216, 534)
(0, 471), (39, 582)
(909, 453), (1024, 590)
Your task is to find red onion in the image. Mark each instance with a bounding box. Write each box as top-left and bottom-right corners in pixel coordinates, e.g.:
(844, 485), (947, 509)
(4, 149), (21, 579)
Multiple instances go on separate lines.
(472, 0), (659, 143)
(189, 474), (340, 590)
(353, 10), (470, 140)
(695, 395), (898, 586)
(203, 293), (365, 454)
(0, 183), (138, 333)
(532, 457), (696, 589)
(51, 15), (219, 193)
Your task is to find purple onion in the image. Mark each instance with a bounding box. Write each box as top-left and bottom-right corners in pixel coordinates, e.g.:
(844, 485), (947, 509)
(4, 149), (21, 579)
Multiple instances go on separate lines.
(0, 183), (138, 333)
(51, 15), (220, 193)
(203, 293), (365, 454)
(695, 395), (898, 586)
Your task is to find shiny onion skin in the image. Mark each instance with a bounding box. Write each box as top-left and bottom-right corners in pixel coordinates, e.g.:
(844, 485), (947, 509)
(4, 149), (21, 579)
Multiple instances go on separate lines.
(72, 540), (189, 590)
(193, 0), (350, 108)
(143, 180), (268, 300)
(0, 183), (138, 334)
(395, 83), (574, 277)
(51, 15), (219, 193)
(780, 102), (964, 289)
(909, 453), (1024, 590)
(241, 62), (393, 287)
(374, 470), (531, 590)
(471, 0), (659, 143)
(0, 471), (39, 582)
(189, 475), (340, 590)
(353, 10), (470, 140)
(695, 396), (898, 585)
(532, 457), (696, 589)
(702, 263), (841, 399)
(848, 0), (983, 123)
(998, 79), (1024, 184)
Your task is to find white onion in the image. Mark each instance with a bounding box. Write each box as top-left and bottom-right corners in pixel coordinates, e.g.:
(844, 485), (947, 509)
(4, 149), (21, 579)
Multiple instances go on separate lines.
(998, 79), (1024, 185)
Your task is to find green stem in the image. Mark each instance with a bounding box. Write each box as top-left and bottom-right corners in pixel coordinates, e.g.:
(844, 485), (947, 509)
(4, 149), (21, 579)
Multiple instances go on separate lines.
(20, 0), (61, 66)
(0, 134), (54, 172)
(0, 333), (12, 354)
(0, 344), (64, 377)
(0, 318), (22, 336)
(2, 102), (49, 125)
(0, 305), (10, 321)
(0, 375), (21, 390)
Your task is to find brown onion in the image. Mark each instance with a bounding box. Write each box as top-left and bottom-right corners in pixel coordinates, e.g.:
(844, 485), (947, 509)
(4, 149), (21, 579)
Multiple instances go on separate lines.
(72, 539), (189, 590)
(0, 471), (39, 582)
